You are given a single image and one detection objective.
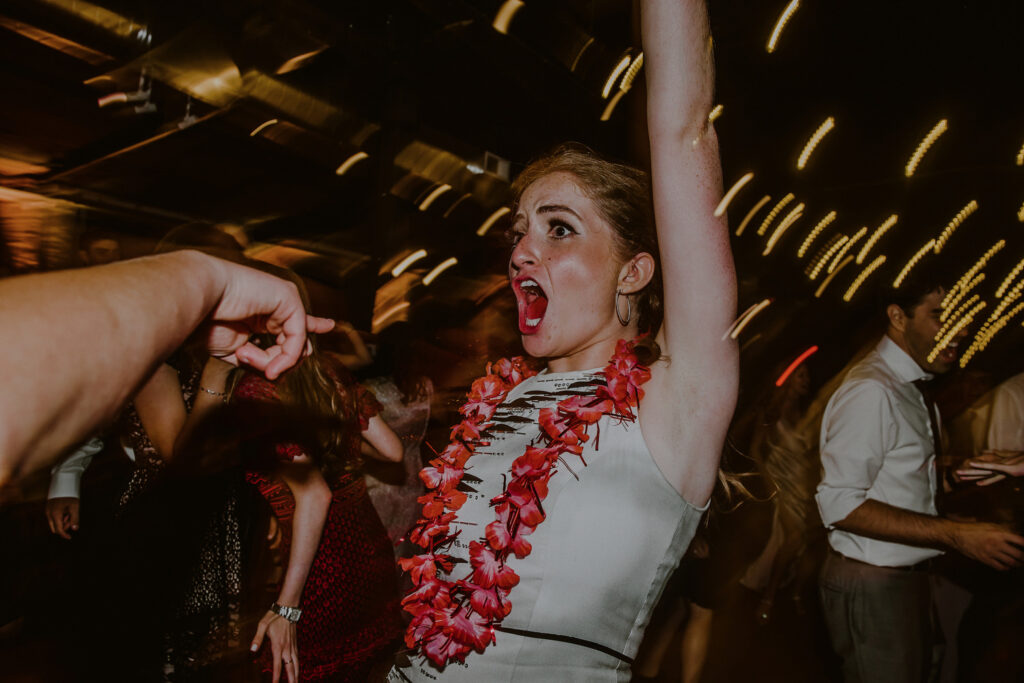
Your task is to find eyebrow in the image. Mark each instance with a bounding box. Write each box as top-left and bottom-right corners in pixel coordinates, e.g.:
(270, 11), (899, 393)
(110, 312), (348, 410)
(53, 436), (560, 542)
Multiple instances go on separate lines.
(537, 204), (582, 219)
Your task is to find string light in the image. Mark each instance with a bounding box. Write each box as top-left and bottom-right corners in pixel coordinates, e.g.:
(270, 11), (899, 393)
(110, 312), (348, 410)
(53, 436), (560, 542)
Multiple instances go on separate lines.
(708, 104), (724, 124)
(829, 227), (867, 273)
(391, 249), (427, 277)
(714, 172), (754, 217)
(809, 235), (849, 281)
(775, 346), (819, 386)
(934, 200), (978, 253)
(492, 0), (525, 34)
(422, 257), (458, 285)
(893, 239), (936, 288)
(418, 184), (452, 211)
(757, 193), (795, 236)
(843, 255), (887, 302)
(927, 301), (984, 364)
(962, 301), (1024, 367)
(249, 119), (278, 136)
(857, 214), (898, 264)
(728, 298), (772, 339)
(335, 151), (368, 175)
(1018, 200), (1024, 223)
(763, 203), (804, 256)
(936, 294), (979, 342)
(797, 211), (836, 258)
(735, 195), (771, 237)
(814, 256), (853, 298)
(948, 240), (1005, 300)
(995, 258), (1024, 298)
(476, 207), (511, 236)
(372, 301), (410, 330)
(766, 0), (800, 54)
(618, 52), (645, 93)
(905, 119), (948, 177)
(940, 274), (984, 322)
(602, 53), (633, 99)
(1017, 142), (1024, 166)
(796, 117), (835, 170)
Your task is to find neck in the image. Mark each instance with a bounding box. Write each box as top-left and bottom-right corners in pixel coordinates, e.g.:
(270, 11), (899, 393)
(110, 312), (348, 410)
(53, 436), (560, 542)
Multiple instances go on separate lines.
(544, 327), (638, 373)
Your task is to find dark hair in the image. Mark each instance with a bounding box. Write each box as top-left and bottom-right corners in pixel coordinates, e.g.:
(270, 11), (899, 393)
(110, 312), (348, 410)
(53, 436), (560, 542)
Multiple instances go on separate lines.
(879, 260), (949, 318)
(511, 144), (662, 363)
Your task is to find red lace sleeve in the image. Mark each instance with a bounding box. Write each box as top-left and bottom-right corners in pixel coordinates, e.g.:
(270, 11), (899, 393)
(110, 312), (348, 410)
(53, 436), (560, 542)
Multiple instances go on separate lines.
(355, 383), (382, 431)
(234, 373), (307, 462)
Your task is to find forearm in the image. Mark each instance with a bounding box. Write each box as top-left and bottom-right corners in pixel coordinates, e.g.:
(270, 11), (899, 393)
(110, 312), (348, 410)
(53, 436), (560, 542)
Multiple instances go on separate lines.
(835, 499), (957, 550)
(276, 469), (332, 606)
(0, 251), (227, 482)
(174, 358), (234, 456)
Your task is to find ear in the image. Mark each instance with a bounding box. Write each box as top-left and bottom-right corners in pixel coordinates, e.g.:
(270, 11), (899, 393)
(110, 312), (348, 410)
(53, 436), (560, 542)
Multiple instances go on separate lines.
(886, 303), (907, 332)
(617, 252), (655, 295)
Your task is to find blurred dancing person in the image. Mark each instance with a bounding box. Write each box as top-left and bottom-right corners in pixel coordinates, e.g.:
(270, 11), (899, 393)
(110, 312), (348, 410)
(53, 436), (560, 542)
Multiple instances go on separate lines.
(388, 0), (738, 679)
(816, 274), (1024, 683)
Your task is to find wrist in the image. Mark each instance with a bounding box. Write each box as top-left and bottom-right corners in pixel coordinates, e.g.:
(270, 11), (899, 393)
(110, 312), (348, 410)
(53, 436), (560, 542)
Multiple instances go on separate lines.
(270, 602), (302, 623)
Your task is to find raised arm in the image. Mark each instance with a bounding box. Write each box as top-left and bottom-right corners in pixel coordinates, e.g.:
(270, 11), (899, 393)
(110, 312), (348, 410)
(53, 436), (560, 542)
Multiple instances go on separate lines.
(0, 250), (334, 485)
(640, 0), (738, 503)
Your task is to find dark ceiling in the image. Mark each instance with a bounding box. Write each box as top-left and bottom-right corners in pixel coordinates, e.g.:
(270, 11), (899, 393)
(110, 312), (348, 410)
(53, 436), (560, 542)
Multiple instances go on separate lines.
(1, 0), (1022, 390)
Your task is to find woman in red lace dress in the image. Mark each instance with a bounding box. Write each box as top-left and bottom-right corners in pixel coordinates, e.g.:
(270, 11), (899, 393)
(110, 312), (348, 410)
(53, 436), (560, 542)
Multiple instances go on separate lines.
(191, 344), (404, 683)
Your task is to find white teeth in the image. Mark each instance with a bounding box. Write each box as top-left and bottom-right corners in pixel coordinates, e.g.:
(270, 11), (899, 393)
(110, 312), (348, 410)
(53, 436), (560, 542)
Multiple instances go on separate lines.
(521, 279), (538, 288)
(526, 317), (540, 326)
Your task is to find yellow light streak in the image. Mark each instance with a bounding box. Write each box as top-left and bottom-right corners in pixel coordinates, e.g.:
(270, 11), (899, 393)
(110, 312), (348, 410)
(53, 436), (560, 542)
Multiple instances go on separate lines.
(947, 240), (1005, 302)
(829, 227), (867, 273)
(984, 281), (1024, 332)
(797, 211), (836, 258)
(934, 200), (978, 253)
(814, 256), (853, 298)
(961, 295), (1024, 368)
(936, 294), (979, 342)
(1018, 200), (1024, 223)
(442, 193), (473, 218)
(796, 117), (835, 170)
(570, 37), (595, 72)
(335, 151), (368, 176)
(1017, 142), (1024, 166)
(422, 257), (458, 285)
(599, 90), (628, 122)
(757, 193), (795, 236)
(372, 301), (410, 330)
(857, 214), (898, 264)
(940, 274), (984, 322)
(763, 204), (804, 256)
(391, 249), (428, 277)
(476, 207), (511, 236)
(714, 172), (754, 217)
(728, 299), (772, 339)
(843, 255), (887, 302)
(492, 0), (525, 34)
(735, 195), (771, 237)
(602, 53), (633, 99)
(708, 104), (724, 124)
(810, 235), (849, 281)
(927, 301), (984, 364)
(250, 119), (278, 136)
(767, 0), (800, 54)
(995, 258), (1024, 298)
(905, 119), (948, 177)
(617, 52), (644, 93)
(893, 239), (936, 288)
(418, 183), (452, 211)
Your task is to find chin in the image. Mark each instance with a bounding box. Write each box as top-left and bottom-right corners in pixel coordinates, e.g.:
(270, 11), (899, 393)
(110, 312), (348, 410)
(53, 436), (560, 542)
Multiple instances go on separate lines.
(520, 333), (550, 359)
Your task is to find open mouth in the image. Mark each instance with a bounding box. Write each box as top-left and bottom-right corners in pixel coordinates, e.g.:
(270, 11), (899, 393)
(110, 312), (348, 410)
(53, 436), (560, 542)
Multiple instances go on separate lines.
(937, 341), (959, 364)
(514, 277), (548, 334)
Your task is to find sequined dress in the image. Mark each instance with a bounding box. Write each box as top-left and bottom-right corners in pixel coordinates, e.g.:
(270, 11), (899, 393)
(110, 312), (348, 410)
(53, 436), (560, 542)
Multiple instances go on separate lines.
(236, 371), (403, 682)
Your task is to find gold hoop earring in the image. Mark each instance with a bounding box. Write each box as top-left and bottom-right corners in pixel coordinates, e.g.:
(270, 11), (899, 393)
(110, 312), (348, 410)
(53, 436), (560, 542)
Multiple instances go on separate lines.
(615, 289), (632, 326)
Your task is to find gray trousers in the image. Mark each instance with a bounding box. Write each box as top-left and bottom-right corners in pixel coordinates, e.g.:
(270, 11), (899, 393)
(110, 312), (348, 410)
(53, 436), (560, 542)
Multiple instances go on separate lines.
(819, 551), (939, 683)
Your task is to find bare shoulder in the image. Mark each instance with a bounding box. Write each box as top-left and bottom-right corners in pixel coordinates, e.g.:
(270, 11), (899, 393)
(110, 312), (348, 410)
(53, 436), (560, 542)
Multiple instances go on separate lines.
(638, 347), (738, 506)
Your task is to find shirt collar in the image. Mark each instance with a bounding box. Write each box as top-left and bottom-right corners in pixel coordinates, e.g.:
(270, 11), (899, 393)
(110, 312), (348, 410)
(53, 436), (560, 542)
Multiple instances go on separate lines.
(877, 334), (933, 384)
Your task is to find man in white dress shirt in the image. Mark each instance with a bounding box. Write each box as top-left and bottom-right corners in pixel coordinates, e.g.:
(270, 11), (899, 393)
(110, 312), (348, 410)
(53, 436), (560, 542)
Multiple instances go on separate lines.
(816, 277), (1024, 683)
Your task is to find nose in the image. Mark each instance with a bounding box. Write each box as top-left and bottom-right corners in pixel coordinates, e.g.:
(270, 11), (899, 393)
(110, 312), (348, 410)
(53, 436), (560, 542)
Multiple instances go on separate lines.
(509, 230), (538, 272)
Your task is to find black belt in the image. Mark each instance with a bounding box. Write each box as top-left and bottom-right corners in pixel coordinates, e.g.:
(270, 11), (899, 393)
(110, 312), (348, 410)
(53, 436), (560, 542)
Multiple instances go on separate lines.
(494, 625), (634, 665)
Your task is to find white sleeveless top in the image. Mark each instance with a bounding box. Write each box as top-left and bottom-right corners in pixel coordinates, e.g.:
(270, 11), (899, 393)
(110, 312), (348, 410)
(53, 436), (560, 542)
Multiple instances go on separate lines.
(389, 368), (707, 682)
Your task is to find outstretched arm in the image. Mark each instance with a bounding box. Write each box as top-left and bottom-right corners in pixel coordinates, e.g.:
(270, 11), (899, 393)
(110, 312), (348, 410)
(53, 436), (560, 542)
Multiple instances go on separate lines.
(641, 0), (738, 503)
(0, 250), (334, 485)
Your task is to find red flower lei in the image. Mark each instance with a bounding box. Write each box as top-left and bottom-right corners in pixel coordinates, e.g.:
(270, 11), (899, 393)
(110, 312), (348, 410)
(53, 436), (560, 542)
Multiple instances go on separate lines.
(398, 339), (652, 668)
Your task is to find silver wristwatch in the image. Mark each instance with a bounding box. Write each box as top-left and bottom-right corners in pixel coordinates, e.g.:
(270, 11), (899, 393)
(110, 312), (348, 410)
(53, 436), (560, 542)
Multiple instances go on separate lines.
(270, 602), (302, 623)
